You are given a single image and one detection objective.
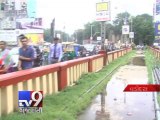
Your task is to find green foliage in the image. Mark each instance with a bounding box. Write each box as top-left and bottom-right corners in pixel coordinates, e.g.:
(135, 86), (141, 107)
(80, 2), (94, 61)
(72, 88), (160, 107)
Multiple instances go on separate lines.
(0, 51), (135, 120)
(158, 94), (160, 105)
(44, 29), (52, 42)
(45, 12), (154, 46)
(44, 29), (71, 43)
(113, 12), (130, 35)
(144, 49), (155, 83)
(72, 29), (84, 44)
(55, 30), (71, 42)
(145, 49), (160, 105)
(72, 12), (154, 45)
(132, 14), (154, 45)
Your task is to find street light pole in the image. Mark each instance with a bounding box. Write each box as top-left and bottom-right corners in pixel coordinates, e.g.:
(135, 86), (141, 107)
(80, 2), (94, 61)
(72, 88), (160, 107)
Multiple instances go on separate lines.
(75, 31), (77, 42)
(101, 21), (106, 50)
(90, 24), (94, 40)
(131, 17), (133, 43)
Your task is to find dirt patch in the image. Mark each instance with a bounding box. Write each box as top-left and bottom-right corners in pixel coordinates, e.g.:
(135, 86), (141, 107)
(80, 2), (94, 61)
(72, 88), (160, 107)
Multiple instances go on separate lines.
(131, 56), (145, 66)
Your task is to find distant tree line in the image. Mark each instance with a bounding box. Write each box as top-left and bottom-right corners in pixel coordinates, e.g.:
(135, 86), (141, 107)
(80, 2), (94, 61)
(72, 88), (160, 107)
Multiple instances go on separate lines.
(44, 12), (154, 45)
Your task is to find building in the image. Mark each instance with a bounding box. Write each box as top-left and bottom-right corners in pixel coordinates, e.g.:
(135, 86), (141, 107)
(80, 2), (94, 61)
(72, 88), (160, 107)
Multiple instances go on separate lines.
(0, 0), (44, 46)
(0, 0), (37, 29)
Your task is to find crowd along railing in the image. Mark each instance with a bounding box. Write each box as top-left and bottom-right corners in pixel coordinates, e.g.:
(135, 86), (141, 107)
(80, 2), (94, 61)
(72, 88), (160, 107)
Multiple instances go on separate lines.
(0, 47), (132, 117)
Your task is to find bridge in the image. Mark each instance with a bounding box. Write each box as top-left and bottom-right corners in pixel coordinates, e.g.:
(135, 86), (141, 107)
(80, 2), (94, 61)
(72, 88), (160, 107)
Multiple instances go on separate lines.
(1, 47), (160, 120)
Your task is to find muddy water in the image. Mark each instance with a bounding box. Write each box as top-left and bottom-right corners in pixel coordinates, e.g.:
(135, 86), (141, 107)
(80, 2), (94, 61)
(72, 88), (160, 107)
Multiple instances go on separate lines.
(78, 65), (155, 120)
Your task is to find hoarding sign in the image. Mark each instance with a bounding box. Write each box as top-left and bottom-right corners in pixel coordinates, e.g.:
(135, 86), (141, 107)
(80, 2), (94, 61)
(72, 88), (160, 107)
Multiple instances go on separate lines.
(96, 0), (110, 21)
(155, 22), (160, 36)
(25, 33), (44, 45)
(129, 32), (134, 38)
(16, 18), (43, 29)
(0, 18), (16, 29)
(56, 34), (61, 39)
(0, 30), (19, 45)
(154, 1), (160, 22)
(97, 36), (101, 41)
(122, 25), (129, 35)
(157, 0), (160, 3)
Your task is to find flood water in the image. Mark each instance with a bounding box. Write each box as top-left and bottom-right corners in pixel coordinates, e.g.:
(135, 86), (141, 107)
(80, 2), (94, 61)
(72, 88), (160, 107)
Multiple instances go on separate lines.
(78, 64), (155, 120)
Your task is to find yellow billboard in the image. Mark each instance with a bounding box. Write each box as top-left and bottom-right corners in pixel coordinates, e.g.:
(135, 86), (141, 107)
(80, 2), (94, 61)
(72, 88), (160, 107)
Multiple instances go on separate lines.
(96, 2), (108, 12)
(25, 34), (44, 45)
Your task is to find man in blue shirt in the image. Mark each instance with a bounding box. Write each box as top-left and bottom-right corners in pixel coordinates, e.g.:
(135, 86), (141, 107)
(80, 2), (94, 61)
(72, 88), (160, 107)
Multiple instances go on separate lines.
(18, 35), (35, 70)
(49, 37), (63, 64)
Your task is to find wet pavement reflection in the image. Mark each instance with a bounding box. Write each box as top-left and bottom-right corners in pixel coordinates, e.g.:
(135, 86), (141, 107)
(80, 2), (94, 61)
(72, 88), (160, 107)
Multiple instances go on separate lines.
(78, 65), (155, 120)
(95, 88), (110, 120)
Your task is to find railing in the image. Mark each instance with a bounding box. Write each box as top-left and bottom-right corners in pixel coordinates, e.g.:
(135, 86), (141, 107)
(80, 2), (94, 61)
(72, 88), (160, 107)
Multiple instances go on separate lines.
(107, 48), (130, 64)
(150, 47), (160, 59)
(0, 64), (59, 116)
(0, 47), (132, 116)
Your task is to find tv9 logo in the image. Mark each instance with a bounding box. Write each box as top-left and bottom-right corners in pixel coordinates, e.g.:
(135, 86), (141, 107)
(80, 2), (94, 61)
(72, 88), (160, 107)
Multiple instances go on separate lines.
(18, 91), (43, 108)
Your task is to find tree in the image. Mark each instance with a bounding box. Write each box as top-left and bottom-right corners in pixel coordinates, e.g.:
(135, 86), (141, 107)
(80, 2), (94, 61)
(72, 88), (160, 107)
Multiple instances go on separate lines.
(55, 30), (70, 42)
(83, 21), (101, 40)
(113, 12), (130, 36)
(44, 29), (71, 43)
(71, 12), (154, 45)
(73, 29), (84, 44)
(105, 23), (114, 39)
(132, 14), (154, 45)
(44, 29), (52, 42)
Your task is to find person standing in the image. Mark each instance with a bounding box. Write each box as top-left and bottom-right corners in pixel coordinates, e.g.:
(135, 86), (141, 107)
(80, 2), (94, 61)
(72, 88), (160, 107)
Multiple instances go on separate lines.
(49, 37), (63, 64)
(18, 36), (35, 70)
(0, 41), (13, 74)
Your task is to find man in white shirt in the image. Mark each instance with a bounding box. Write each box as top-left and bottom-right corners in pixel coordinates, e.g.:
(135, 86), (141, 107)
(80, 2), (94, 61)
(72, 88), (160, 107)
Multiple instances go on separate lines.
(49, 37), (63, 64)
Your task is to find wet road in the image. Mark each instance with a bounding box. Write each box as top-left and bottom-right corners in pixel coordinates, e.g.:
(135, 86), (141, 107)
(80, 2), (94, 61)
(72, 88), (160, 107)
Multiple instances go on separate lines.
(78, 65), (155, 120)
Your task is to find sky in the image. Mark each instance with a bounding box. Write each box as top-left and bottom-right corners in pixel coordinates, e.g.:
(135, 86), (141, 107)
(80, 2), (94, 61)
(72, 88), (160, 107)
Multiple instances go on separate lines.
(35, 0), (155, 34)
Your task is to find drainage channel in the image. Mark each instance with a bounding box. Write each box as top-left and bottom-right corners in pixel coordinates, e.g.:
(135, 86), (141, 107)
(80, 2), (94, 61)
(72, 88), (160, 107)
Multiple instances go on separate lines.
(78, 52), (155, 120)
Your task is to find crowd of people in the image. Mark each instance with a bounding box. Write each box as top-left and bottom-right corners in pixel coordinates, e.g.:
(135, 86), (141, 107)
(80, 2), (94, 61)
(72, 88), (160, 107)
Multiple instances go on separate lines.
(0, 35), (130, 75)
(0, 35), (63, 75)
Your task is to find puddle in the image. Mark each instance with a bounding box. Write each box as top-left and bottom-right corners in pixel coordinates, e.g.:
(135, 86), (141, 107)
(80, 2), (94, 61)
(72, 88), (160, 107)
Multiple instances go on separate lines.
(78, 65), (155, 120)
(131, 56), (145, 66)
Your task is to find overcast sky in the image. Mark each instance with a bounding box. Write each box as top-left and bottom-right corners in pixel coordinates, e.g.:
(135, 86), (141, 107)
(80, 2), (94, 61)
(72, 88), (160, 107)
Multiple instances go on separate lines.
(36, 0), (155, 34)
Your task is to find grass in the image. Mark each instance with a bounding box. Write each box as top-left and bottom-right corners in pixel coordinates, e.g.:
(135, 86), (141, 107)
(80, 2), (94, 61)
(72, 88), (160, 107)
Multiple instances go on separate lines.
(144, 49), (156, 84)
(144, 48), (160, 104)
(0, 51), (135, 120)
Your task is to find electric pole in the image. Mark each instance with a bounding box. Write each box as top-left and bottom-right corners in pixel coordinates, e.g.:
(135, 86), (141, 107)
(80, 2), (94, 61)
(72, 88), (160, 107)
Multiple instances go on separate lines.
(51, 18), (55, 40)
(101, 21), (106, 50)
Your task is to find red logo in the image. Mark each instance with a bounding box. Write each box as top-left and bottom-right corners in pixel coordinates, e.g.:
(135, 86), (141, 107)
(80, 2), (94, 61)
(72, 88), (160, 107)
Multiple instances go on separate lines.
(124, 84), (160, 92)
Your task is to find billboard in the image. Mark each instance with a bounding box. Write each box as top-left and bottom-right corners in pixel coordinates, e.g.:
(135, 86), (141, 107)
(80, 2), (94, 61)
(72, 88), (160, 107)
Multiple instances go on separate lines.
(122, 25), (129, 35)
(129, 32), (134, 38)
(0, 18), (16, 29)
(16, 18), (43, 29)
(25, 33), (44, 45)
(0, 30), (19, 45)
(96, 0), (110, 21)
(154, 0), (160, 22)
(155, 22), (160, 36)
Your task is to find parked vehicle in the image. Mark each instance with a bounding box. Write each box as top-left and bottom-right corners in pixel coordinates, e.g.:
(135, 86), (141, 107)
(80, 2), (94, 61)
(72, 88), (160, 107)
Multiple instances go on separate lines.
(83, 44), (96, 56)
(33, 46), (43, 67)
(61, 42), (76, 61)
